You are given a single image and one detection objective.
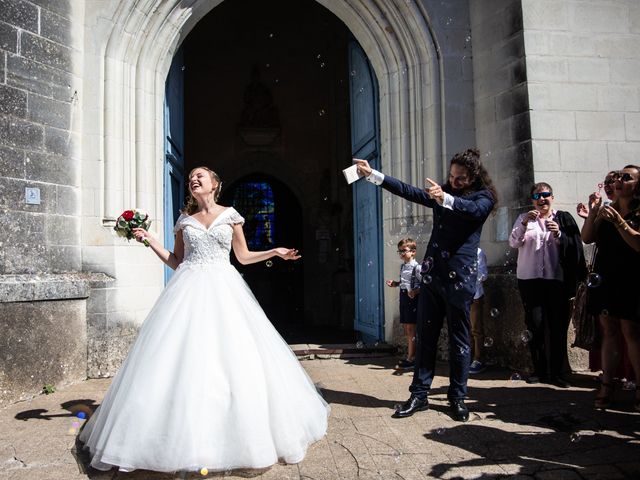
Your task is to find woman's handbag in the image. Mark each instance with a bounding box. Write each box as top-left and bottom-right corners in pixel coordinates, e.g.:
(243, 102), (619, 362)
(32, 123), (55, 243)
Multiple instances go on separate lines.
(570, 247), (597, 350)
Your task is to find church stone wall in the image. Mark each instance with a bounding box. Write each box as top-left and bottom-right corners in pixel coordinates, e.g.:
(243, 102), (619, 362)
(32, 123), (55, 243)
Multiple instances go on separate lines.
(522, 0), (640, 213)
(0, 0), (96, 406)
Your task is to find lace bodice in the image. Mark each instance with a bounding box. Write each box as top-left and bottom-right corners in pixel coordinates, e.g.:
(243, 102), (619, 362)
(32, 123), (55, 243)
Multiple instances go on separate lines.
(173, 208), (245, 266)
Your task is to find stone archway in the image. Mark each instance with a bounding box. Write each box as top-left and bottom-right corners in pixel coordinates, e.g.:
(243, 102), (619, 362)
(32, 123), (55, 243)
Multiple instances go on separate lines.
(80, 1), (444, 368)
(82, 0), (443, 229)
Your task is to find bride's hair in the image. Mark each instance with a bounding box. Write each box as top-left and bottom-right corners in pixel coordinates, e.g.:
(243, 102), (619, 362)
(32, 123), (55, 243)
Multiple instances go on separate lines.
(181, 166), (222, 215)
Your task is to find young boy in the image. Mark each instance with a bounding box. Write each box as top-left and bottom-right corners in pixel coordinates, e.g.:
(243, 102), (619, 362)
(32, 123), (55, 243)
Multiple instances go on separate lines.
(469, 247), (488, 374)
(386, 238), (421, 370)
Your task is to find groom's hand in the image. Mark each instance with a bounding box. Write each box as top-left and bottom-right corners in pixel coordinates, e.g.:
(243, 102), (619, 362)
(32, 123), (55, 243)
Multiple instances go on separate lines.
(425, 178), (444, 204)
(353, 158), (372, 177)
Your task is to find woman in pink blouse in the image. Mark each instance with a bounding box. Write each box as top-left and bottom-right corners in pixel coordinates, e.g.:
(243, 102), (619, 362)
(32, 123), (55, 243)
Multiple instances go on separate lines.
(509, 182), (586, 387)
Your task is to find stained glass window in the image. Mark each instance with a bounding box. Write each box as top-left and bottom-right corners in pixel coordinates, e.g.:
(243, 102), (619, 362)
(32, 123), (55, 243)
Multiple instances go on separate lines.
(232, 182), (275, 249)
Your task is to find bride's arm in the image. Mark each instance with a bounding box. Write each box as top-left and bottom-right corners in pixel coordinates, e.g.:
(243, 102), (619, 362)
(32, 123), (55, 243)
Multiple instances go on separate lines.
(132, 228), (184, 270)
(231, 224), (300, 265)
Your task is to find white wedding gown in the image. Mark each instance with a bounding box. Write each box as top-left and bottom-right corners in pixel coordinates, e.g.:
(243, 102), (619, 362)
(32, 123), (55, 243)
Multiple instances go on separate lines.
(80, 208), (330, 473)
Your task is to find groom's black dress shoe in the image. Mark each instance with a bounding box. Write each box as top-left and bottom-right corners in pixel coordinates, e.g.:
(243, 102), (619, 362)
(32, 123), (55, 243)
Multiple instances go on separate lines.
(449, 399), (469, 422)
(392, 396), (429, 418)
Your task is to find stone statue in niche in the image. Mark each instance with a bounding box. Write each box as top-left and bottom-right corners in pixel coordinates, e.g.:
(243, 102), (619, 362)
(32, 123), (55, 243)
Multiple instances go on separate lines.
(238, 67), (280, 144)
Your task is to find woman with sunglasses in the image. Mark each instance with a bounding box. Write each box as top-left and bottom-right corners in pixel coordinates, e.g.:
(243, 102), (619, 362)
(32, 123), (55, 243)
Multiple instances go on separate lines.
(510, 183), (586, 387)
(582, 165), (640, 411)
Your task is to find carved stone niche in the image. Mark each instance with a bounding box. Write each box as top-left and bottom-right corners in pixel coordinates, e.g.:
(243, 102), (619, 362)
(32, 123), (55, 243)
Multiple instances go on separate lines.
(238, 127), (281, 146)
(237, 67), (281, 146)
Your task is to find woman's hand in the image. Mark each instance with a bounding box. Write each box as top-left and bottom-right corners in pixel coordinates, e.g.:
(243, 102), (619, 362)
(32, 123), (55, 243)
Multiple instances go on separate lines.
(576, 203), (588, 219)
(522, 210), (539, 225)
(353, 158), (372, 177)
(132, 227), (152, 244)
(588, 192), (602, 212)
(545, 219), (560, 237)
(274, 248), (301, 261)
(597, 205), (623, 224)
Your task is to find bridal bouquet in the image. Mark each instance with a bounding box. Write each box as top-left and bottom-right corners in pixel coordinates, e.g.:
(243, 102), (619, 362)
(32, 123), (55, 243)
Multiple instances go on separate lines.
(114, 209), (151, 246)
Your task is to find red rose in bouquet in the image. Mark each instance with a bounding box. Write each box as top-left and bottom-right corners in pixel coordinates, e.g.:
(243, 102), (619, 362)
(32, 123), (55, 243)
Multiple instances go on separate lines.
(114, 208), (152, 246)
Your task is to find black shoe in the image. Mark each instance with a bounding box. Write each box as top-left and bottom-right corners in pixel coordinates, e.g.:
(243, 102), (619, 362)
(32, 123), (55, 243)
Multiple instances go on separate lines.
(392, 396), (429, 418)
(550, 376), (570, 388)
(526, 375), (540, 384)
(449, 399), (469, 422)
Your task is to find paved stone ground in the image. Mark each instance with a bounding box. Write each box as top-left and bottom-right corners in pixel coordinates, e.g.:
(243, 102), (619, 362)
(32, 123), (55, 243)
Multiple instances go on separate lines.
(1, 357), (639, 480)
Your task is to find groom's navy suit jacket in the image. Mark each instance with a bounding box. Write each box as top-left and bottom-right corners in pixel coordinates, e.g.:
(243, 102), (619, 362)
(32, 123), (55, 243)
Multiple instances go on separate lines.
(381, 175), (495, 310)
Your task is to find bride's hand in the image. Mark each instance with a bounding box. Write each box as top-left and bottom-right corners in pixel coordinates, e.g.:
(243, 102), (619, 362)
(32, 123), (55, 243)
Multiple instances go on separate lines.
(132, 228), (152, 244)
(274, 248), (301, 261)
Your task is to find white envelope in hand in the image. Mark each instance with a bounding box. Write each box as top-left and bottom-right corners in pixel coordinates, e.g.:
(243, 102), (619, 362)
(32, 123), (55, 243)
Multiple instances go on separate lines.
(342, 164), (364, 184)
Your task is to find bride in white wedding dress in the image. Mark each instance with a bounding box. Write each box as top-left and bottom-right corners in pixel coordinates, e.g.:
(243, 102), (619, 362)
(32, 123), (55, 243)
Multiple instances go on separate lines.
(79, 166), (330, 473)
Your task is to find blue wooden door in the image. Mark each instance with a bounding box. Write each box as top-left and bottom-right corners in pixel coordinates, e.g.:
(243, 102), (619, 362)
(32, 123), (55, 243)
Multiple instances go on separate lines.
(349, 40), (384, 342)
(163, 47), (185, 284)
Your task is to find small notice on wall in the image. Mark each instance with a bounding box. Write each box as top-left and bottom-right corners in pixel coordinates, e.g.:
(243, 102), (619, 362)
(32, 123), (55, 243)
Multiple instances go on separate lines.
(25, 187), (41, 205)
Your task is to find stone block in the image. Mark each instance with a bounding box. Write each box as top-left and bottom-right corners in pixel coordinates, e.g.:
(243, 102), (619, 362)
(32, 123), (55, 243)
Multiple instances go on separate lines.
(47, 245), (81, 272)
(526, 56), (567, 82)
(595, 35), (640, 60)
(559, 141), (608, 173)
(40, 8), (73, 46)
(45, 214), (78, 246)
(568, 58), (610, 84)
(0, 21), (18, 52)
(597, 85), (639, 112)
(522, 0), (569, 31)
(27, 93), (72, 130)
(576, 112), (626, 141)
(0, 176), (57, 215)
(622, 113), (640, 142)
(607, 141), (640, 168)
(0, 0), (39, 33)
(570, 2), (629, 33)
(28, 0), (72, 19)
(0, 116), (44, 150)
(6, 54), (74, 102)
(55, 184), (80, 215)
(0, 296), (86, 407)
(632, 4), (640, 34)
(0, 242), (48, 274)
(531, 140), (560, 172)
(44, 126), (75, 156)
(0, 84), (27, 117)
(609, 59), (640, 85)
(530, 111), (576, 140)
(25, 151), (78, 186)
(495, 83), (529, 120)
(20, 31), (73, 73)
(0, 145), (24, 178)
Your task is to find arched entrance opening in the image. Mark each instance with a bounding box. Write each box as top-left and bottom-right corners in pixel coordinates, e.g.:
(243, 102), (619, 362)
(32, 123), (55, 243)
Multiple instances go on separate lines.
(86, 0), (442, 348)
(176, 0), (364, 342)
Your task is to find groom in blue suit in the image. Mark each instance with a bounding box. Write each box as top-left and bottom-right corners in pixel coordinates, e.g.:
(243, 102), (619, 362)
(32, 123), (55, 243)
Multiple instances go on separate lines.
(355, 149), (497, 421)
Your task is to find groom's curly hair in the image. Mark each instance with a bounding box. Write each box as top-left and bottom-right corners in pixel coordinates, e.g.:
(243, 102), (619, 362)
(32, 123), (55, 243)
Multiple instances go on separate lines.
(449, 148), (498, 212)
(181, 166), (223, 215)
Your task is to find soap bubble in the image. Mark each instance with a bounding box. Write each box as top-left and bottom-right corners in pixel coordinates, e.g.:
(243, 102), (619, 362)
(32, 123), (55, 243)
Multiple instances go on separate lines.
(441, 250), (450, 259)
(520, 330), (533, 344)
(356, 340), (365, 349)
(421, 257), (433, 273)
(422, 274), (432, 285)
(265, 260), (273, 267)
(490, 308), (500, 318)
(510, 372), (522, 381)
(570, 433), (581, 443)
(454, 282), (463, 290)
(448, 271), (456, 279)
(483, 337), (494, 348)
(435, 427), (445, 435)
(586, 272), (602, 288)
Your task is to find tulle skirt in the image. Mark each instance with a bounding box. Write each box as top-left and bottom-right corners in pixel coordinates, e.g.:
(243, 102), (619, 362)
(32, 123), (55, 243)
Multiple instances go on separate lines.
(79, 261), (330, 473)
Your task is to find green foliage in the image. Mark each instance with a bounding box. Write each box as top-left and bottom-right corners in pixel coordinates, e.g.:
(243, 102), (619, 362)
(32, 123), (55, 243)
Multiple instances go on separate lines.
(42, 384), (56, 395)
